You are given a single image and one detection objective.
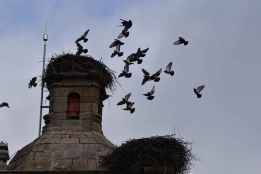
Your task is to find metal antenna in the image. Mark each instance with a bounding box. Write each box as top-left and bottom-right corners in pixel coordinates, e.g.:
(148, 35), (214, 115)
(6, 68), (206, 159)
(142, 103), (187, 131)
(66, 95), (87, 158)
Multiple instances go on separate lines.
(38, 32), (48, 137)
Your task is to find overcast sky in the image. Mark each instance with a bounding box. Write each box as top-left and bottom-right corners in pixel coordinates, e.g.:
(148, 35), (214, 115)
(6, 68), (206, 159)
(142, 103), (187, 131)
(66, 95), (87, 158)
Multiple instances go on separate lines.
(0, 0), (260, 173)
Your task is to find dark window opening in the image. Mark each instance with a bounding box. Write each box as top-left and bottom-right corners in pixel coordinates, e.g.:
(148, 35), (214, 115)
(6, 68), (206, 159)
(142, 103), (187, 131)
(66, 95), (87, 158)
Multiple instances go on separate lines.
(67, 93), (80, 119)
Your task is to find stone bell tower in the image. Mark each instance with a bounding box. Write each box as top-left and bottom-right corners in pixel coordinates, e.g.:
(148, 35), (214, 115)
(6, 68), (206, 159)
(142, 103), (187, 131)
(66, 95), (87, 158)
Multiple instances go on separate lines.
(8, 54), (115, 171)
(42, 54), (111, 133)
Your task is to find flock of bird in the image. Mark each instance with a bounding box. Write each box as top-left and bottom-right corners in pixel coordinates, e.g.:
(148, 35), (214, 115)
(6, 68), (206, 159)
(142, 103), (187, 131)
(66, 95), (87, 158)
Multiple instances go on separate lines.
(0, 19), (205, 112)
(107, 19), (205, 114)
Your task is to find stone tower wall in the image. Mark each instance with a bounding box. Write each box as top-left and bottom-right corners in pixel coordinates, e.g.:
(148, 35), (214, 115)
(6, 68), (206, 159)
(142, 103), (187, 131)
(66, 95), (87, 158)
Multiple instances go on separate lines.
(8, 55), (116, 171)
(45, 79), (103, 133)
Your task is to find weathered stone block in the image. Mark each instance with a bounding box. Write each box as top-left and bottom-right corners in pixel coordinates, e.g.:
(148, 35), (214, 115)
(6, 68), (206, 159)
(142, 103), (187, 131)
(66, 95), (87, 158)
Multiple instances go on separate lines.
(87, 159), (97, 170)
(63, 147), (81, 159)
(83, 87), (99, 97)
(60, 138), (79, 144)
(81, 96), (99, 103)
(79, 137), (97, 144)
(53, 102), (67, 113)
(52, 159), (73, 170)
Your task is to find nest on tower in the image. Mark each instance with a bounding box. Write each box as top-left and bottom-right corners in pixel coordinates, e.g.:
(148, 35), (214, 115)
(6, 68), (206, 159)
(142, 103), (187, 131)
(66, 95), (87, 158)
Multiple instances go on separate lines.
(101, 135), (193, 174)
(44, 53), (116, 90)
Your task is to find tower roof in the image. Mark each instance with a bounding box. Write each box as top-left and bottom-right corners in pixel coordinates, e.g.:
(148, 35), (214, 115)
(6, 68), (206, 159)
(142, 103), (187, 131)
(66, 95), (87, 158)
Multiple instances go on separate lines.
(8, 132), (115, 171)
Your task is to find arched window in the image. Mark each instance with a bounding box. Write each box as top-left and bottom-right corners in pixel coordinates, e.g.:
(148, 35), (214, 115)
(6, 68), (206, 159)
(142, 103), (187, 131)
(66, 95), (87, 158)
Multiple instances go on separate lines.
(67, 93), (80, 119)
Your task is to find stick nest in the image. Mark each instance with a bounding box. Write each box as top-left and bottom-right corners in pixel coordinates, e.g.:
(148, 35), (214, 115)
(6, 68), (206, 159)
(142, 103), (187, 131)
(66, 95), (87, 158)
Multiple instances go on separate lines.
(44, 53), (116, 90)
(101, 135), (193, 174)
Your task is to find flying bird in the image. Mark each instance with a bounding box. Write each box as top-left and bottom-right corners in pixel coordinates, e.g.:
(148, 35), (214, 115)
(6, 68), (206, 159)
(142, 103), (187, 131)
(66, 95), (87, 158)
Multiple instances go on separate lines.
(123, 58), (134, 66)
(117, 93), (132, 106)
(0, 102), (9, 108)
(117, 28), (129, 39)
(125, 48), (149, 65)
(193, 85), (205, 98)
(75, 29), (90, 43)
(28, 77), (38, 88)
(118, 63), (132, 78)
(141, 68), (162, 85)
(164, 62), (175, 76)
(75, 30), (89, 55)
(136, 48), (149, 58)
(135, 48), (149, 64)
(125, 53), (139, 64)
(120, 19), (133, 30)
(117, 19), (133, 39)
(123, 101), (135, 114)
(111, 45), (124, 57)
(173, 36), (189, 46)
(143, 86), (155, 100)
(76, 42), (88, 56)
(109, 39), (124, 57)
(109, 39), (124, 48)
(117, 93), (135, 114)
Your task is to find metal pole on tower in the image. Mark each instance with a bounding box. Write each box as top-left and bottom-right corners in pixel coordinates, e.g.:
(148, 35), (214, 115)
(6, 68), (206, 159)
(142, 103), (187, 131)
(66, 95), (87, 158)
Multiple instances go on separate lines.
(38, 33), (48, 137)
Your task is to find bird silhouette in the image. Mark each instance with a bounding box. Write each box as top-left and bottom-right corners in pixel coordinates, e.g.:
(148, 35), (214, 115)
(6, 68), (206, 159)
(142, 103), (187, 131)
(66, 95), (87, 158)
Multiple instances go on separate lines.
(109, 39), (124, 48)
(75, 30), (89, 55)
(143, 86), (155, 100)
(0, 102), (9, 108)
(141, 68), (162, 85)
(28, 77), (38, 88)
(117, 93), (135, 113)
(123, 101), (135, 114)
(118, 63), (132, 78)
(125, 53), (139, 64)
(75, 29), (90, 43)
(123, 58), (134, 66)
(193, 85), (205, 98)
(109, 39), (124, 58)
(76, 42), (88, 56)
(117, 28), (130, 39)
(135, 48), (149, 64)
(173, 36), (189, 46)
(111, 45), (124, 57)
(164, 62), (175, 76)
(120, 19), (132, 30)
(125, 48), (149, 65)
(117, 19), (132, 39)
(136, 48), (149, 57)
(117, 93), (132, 105)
